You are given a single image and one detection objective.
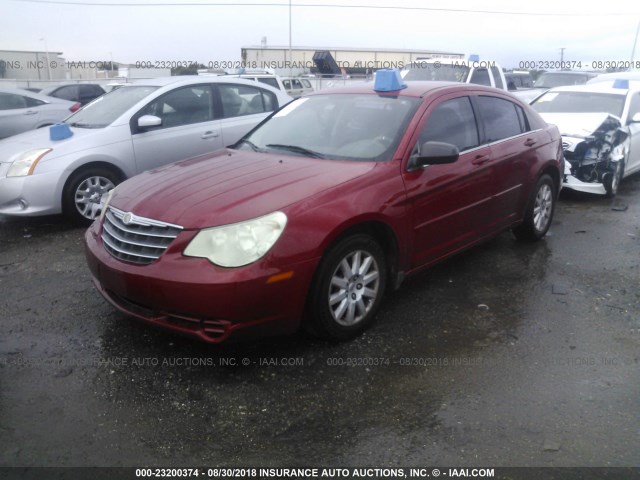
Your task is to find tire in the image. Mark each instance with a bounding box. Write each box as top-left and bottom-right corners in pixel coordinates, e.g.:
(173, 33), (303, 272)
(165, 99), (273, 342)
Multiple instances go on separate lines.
(604, 160), (624, 198)
(307, 234), (387, 340)
(63, 167), (121, 225)
(513, 174), (556, 242)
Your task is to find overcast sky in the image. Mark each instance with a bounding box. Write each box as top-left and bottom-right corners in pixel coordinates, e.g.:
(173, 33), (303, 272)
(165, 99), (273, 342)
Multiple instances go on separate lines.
(3, 0), (640, 69)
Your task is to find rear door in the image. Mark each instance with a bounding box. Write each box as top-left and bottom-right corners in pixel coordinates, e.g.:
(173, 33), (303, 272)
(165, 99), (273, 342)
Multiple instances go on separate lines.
(131, 84), (223, 173)
(474, 95), (536, 228)
(0, 92), (43, 138)
(402, 95), (493, 268)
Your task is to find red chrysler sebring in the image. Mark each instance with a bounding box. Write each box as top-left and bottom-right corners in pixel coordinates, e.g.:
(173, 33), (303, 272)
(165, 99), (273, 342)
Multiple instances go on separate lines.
(85, 70), (563, 343)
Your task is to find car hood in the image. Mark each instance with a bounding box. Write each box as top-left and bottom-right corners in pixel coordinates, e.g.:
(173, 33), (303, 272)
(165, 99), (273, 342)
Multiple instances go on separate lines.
(538, 112), (620, 139)
(0, 125), (111, 164)
(109, 149), (377, 229)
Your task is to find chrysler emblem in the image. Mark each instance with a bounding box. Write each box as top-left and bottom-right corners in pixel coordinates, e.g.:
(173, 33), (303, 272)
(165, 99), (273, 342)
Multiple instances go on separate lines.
(122, 212), (134, 225)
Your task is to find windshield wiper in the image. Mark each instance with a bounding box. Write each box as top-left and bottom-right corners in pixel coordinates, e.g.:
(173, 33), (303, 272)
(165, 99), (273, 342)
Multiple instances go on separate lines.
(266, 144), (325, 158)
(235, 138), (261, 152)
(68, 122), (101, 128)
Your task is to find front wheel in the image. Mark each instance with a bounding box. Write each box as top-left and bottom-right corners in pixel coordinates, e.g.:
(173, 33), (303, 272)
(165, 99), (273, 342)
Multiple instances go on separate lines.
(63, 167), (121, 225)
(604, 159), (624, 198)
(513, 174), (556, 242)
(307, 235), (387, 340)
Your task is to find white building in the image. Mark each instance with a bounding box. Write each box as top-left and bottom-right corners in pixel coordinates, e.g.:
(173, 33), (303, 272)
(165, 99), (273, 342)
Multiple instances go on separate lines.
(241, 45), (465, 76)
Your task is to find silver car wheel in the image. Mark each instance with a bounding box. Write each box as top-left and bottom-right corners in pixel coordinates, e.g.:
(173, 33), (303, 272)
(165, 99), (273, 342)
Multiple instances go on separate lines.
(74, 175), (115, 220)
(533, 183), (553, 233)
(328, 249), (380, 327)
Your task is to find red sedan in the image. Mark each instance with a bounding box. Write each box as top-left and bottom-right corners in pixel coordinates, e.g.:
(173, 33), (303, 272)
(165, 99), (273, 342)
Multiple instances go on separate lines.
(85, 71), (563, 343)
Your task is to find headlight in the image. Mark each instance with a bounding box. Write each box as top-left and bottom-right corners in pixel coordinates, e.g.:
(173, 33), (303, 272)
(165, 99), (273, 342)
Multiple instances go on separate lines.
(184, 211), (287, 267)
(7, 148), (52, 177)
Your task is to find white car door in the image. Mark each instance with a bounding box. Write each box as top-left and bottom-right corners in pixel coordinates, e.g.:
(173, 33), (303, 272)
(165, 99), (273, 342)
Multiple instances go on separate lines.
(0, 92), (41, 139)
(624, 91), (640, 176)
(131, 84), (223, 174)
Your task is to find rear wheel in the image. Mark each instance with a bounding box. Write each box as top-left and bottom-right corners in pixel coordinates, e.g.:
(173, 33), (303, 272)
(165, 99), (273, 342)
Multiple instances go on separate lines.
(513, 174), (555, 242)
(307, 235), (387, 340)
(63, 167), (121, 225)
(604, 159), (624, 198)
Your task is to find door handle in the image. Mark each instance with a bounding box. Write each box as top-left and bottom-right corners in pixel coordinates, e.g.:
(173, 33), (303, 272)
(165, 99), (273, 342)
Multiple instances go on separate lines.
(524, 138), (537, 147)
(471, 155), (491, 165)
(201, 131), (219, 139)
(24, 111), (38, 115)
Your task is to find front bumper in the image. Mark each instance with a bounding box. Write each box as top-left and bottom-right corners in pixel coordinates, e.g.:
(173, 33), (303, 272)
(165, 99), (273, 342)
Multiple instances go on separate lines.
(0, 165), (63, 216)
(563, 174), (607, 195)
(84, 223), (319, 343)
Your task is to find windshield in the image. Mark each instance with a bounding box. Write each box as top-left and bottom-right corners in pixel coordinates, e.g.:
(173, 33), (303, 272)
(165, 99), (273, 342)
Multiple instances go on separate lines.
(531, 91), (625, 117)
(65, 85), (159, 128)
(403, 63), (470, 82)
(533, 73), (590, 88)
(236, 94), (421, 162)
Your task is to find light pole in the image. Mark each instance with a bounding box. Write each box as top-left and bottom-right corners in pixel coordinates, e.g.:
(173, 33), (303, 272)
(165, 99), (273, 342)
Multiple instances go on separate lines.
(40, 37), (52, 80)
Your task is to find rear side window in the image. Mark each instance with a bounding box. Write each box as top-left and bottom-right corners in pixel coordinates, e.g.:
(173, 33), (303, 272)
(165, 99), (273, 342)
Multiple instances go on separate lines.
(218, 84), (278, 118)
(53, 85), (79, 101)
(469, 68), (491, 86)
(0, 93), (28, 110)
(418, 96), (480, 152)
(477, 96), (525, 142)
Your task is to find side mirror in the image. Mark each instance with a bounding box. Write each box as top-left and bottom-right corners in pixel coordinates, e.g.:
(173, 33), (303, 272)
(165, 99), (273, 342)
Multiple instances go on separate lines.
(138, 115), (162, 129)
(409, 141), (459, 170)
(630, 112), (640, 124)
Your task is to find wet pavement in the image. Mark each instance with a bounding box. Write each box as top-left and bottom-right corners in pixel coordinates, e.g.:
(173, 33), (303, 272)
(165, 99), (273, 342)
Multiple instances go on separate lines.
(0, 177), (639, 470)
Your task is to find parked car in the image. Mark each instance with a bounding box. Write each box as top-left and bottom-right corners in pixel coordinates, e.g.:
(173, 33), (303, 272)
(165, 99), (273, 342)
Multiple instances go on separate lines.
(0, 76), (291, 223)
(281, 77), (314, 97)
(39, 83), (106, 106)
(505, 71), (534, 90)
(85, 70), (563, 344)
(402, 58), (508, 90)
(533, 71), (597, 89)
(587, 71), (640, 86)
(0, 87), (79, 139)
(514, 71), (600, 104)
(236, 71), (285, 91)
(530, 82), (640, 196)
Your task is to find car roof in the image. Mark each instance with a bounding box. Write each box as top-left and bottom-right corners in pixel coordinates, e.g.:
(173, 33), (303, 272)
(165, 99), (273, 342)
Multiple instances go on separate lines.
(588, 71), (640, 84)
(126, 75), (288, 96)
(538, 71), (594, 76)
(542, 84), (639, 96)
(306, 81), (509, 98)
(0, 86), (72, 103)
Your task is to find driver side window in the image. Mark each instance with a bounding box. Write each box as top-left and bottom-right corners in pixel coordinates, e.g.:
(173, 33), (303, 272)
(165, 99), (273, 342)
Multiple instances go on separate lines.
(139, 85), (214, 129)
(414, 96), (480, 156)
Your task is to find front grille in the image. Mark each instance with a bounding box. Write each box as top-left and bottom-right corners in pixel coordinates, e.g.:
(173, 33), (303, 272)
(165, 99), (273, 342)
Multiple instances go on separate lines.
(102, 207), (183, 265)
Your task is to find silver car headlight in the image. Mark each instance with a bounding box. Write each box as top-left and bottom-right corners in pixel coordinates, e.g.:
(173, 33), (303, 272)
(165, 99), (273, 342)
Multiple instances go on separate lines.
(184, 211), (287, 267)
(7, 148), (52, 177)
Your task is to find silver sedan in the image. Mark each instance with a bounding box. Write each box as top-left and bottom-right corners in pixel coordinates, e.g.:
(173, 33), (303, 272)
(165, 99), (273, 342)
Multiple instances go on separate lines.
(0, 87), (79, 139)
(0, 76), (291, 224)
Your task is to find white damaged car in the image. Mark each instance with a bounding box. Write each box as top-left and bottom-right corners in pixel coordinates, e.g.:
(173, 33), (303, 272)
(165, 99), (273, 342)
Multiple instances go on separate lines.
(530, 82), (640, 196)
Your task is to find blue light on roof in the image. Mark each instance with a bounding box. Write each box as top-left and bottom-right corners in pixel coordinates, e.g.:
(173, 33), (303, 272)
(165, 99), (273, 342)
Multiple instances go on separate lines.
(613, 79), (629, 89)
(374, 68), (407, 92)
(468, 54), (480, 62)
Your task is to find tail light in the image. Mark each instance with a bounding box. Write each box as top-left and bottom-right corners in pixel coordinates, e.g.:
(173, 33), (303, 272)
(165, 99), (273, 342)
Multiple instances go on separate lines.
(69, 102), (81, 113)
